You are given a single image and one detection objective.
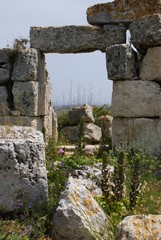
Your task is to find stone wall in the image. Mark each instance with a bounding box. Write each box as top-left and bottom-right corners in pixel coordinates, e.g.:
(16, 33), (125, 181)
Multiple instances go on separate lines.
(29, 0), (161, 155)
(0, 47), (57, 142)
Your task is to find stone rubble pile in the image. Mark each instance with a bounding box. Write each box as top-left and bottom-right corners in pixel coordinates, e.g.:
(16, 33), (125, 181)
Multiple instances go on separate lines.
(60, 104), (102, 144)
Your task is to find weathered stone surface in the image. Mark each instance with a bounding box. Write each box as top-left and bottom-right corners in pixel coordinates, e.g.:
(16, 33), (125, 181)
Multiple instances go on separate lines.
(74, 163), (103, 198)
(85, 123), (102, 144)
(112, 81), (161, 117)
(116, 215), (161, 240)
(43, 106), (53, 142)
(12, 48), (39, 81)
(112, 118), (161, 155)
(0, 48), (11, 82)
(69, 104), (95, 126)
(140, 47), (161, 81)
(106, 44), (138, 80)
(87, 0), (161, 26)
(53, 177), (108, 240)
(60, 126), (79, 143)
(98, 115), (113, 143)
(12, 81), (38, 116)
(0, 86), (9, 115)
(30, 25), (126, 53)
(0, 126), (48, 212)
(129, 14), (161, 53)
(0, 116), (43, 130)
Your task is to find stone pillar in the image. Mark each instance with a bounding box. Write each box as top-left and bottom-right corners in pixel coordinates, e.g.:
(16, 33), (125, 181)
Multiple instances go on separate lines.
(0, 47), (58, 143)
(105, 13), (161, 155)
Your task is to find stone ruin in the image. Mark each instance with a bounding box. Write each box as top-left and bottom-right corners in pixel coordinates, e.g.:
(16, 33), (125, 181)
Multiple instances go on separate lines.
(0, 0), (161, 213)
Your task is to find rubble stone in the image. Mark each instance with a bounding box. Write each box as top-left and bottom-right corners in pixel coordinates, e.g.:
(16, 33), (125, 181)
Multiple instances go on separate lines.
(69, 104), (94, 126)
(53, 177), (108, 240)
(0, 126), (48, 212)
(116, 215), (161, 240)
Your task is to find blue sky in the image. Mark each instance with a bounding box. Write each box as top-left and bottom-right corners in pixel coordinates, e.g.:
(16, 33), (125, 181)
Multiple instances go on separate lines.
(1, 0), (113, 106)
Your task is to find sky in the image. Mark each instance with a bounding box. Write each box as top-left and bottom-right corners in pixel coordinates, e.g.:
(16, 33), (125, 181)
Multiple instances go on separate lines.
(0, 0), (113, 106)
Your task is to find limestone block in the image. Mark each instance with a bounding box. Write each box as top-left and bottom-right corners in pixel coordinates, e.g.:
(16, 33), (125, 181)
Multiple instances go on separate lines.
(30, 25), (126, 53)
(53, 177), (108, 240)
(38, 80), (52, 116)
(140, 47), (161, 81)
(0, 49), (11, 82)
(112, 81), (161, 117)
(12, 48), (39, 81)
(106, 44), (137, 80)
(12, 81), (38, 116)
(0, 86), (9, 115)
(85, 123), (102, 144)
(0, 116), (43, 130)
(69, 104), (95, 126)
(0, 126), (48, 212)
(116, 215), (161, 240)
(87, 0), (161, 26)
(112, 118), (161, 155)
(129, 14), (161, 53)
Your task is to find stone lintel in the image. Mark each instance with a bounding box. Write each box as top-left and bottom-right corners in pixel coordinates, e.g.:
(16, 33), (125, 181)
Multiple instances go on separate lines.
(30, 25), (126, 53)
(87, 0), (161, 26)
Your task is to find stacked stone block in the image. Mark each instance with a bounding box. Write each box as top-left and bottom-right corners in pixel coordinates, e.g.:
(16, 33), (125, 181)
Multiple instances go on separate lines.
(0, 47), (57, 142)
(87, 1), (161, 155)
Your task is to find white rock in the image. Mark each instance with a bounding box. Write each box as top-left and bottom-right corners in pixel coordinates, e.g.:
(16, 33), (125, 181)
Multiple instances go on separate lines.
(85, 123), (102, 143)
(116, 215), (161, 240)
(0, 126), (48, 212)
(53, 177), (108, 240)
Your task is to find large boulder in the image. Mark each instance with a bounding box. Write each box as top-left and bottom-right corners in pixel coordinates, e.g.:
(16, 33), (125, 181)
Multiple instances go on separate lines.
(112, 81), (161, 117)
(69, 104), (94, 126)
(140, 47), (161, 81)
(87, 0), (161, 26)
(53, 177), (108, 240)
(0, 126), (48, 212)
(112, 118), (161, 155)
(106, 44), (138, 81)
(60, 126), (79, 143)
(129, 14), (161, 53)
(116, 215), (161, 240)
(30, 25), (126, 53)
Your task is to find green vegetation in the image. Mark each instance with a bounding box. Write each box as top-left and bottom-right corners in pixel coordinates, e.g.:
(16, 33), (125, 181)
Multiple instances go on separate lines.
(1, 137), (161, 239)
